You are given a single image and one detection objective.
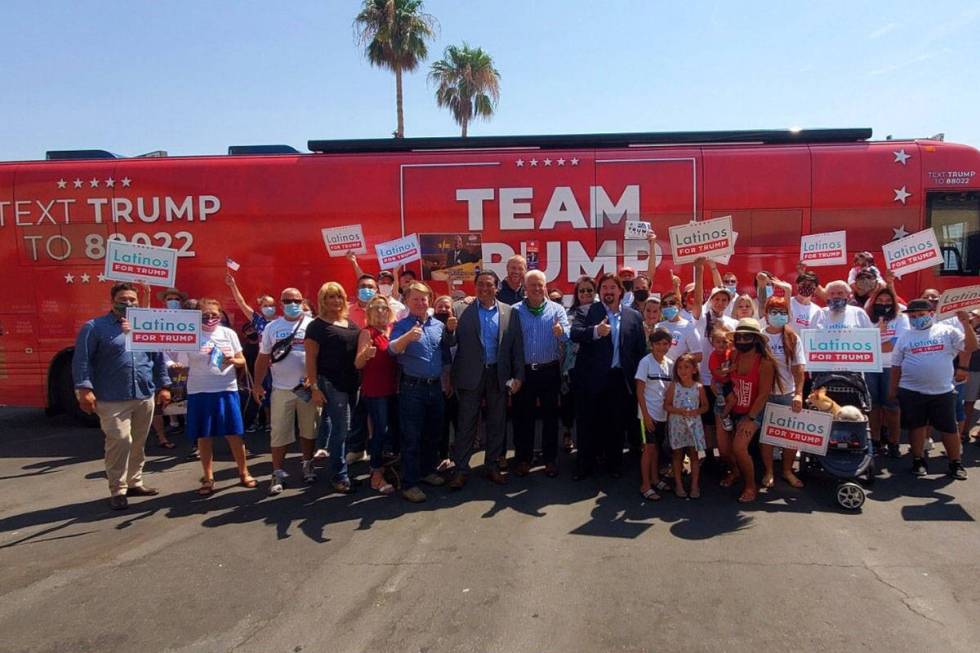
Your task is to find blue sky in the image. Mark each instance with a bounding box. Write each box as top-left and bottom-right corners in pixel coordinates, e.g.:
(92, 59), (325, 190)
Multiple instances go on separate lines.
(1, 1), (978, 160)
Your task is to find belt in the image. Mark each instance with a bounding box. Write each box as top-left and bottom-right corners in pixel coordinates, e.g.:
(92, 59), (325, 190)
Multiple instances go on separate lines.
(482, 362), (498, 370)
(526, 360), (559, 371)
(401, 374), (441, 385)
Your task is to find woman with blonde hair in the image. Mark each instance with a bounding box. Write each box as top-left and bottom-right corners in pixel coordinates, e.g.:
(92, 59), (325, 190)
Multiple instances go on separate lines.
(174, 297), (256, 495)
(305, 282), (361, 493)
(732, 294), (758, 320)
(355, 294), (397, 495)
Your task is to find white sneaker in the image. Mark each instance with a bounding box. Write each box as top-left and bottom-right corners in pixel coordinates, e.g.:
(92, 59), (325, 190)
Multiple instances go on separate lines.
(302, 460), (317, 484)
(313, 448), (329, 460)
(345, 450), (368, 465)
(269, 469), (288, 495)
(925, 437), (934, 451)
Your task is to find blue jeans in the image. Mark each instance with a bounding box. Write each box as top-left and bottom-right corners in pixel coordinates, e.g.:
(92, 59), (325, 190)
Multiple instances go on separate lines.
(398, 378), (444, 489)
(347, 393), (368, 453)
(364, 395), (395, 469)
(317, 377), (350, 483)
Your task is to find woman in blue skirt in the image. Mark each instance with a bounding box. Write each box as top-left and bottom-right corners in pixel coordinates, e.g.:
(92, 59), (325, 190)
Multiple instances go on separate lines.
(174, 297), (257, 495)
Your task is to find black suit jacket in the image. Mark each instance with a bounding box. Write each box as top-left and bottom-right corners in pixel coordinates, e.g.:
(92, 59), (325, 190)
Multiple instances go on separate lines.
(570, 302), (647, 395)
(451, 300), (525, 391)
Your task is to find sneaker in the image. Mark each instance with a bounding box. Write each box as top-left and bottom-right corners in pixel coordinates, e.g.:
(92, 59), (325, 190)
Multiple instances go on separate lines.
(948, 461), (968, 480)
(245, 422), (259, 434)
(401, 486), (427, 503)
(420, 472), (445, 487)
(924, 437), (934, 451)
(302, 460), (317, 484)
(269, 470), (288, 495)
(345, 450), (367, 465)
(887, 442), (902, 459)
(313, 448), (329, 460)
(912, 457), (928, 477)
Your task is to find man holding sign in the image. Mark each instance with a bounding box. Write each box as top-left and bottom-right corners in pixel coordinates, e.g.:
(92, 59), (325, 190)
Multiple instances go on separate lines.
(889, 300), (977, 480)
(72, 283), (172, 510)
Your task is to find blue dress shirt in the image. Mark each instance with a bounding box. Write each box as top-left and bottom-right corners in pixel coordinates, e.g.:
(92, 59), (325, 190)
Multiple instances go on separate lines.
(513, 299), (569, 364)
(390, 314), (449, 379)
(477, 302), (500, 365)
(72, 312), (171, 401)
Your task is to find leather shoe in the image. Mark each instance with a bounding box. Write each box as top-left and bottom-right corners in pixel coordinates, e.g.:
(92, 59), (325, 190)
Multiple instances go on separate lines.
(448, 472), (468, 490)
(126, 486), (159, 497)
(486, 469), (508, 485)
(109, 495), (128, 510)
(514, 461), (531, 477)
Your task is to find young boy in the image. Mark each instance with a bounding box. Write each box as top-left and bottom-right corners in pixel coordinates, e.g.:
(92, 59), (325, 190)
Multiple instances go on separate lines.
(635, 329), (674, 500)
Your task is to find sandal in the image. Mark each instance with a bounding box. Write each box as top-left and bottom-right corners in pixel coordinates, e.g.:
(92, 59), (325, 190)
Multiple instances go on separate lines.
(654, 479), (673, 493)
(761, 474), (775, 489)
(720, 471), (741, 488)
(641, 488), (661, 501)
(198, 478), (215, 496)
(782, 472), (804, 488)
(332, 479), (353, 494)
(371, 471), (394, 495)
(239, 476), (258, 489)
(737, 489), (757, 503)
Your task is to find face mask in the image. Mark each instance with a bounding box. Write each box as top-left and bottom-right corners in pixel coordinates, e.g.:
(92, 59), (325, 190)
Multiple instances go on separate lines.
(202, 316), (221, 331)
(828, 298), (848, 312)
(283, 303), (302, 318)
(872, 304), (894, 320)
(433, 312), (450, 324)
(166, 299), (182, 310)
(855, 280), (874, 294)
(760, 285), (772, 301)
(767, 312), (789, 328)
(734, 340), (755, 353)
(622, 280), (634, 292)
(113, 301), (134, 315)
(725, 284), (738, 295)
(662, 306), (679, 320)
(797, 285), (815, 298)
(260, 306), (276, 319)
(910, 315), (933, 330)
(358, 287), (376, 303)
(633, 289), (650, 303)
(378, 284), (393, 297)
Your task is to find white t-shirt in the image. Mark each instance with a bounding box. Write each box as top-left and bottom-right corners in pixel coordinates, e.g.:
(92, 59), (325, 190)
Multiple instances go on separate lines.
(176, 326), (243, 395)
(634, 354), (674, 423)
(874, 314), (910, 368)
(813, 304), (873, 331)
(689, 312), (738, 386)
(654, 317), (695, 363)
(259, 316), (312, 390)
(891, 323), (965, 395)
(790, 297), (820, 330)
(765, 330), (806, 395)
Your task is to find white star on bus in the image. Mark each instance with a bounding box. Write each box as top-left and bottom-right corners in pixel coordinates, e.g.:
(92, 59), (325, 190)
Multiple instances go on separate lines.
(73, 179), (83, 188)
(89, 178), (99, 188)
(544, 158), (552, 166)
(516, 159), (524, 167)
(893, 149), (911, 165)
(56, 179), (67, 189)
(557, 158), (566, 166)
(105, 177), (115, 187)
(97, 273), (108, 283)
(570, 158), (579, 166)
(893, 186), (911, 204)
(64, 273), (75, 284)
(80, 273), (91, 283)
(121, 177), (132, 187)
(530, 158), (538, 166)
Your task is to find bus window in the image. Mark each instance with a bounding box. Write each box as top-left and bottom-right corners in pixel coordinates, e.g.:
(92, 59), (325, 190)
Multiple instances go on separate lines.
(927, 191), (979, 276)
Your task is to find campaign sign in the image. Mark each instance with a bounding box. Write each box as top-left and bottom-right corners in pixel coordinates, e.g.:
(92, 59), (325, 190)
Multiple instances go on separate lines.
(125, 308), (201, 352)
(882, 227), (944, 277)
(624, 220), (651, 240)
(669, 215), (734, 264)
(800, 230), (847, 267)
(709, 231), (739, 265)
(936, 284), (980, 319)
(104, 240), (178, 286)
(376, 233), (422, 268)
(321, 224), (367, 257)
(801, 328), (882, 372)
(760, 403), (832, 457)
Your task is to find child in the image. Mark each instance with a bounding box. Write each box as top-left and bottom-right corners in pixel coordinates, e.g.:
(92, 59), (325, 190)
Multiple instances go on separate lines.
(634, 330), (674, 500)
(707, 326), (736, 434)
(664, 353), (710, 499)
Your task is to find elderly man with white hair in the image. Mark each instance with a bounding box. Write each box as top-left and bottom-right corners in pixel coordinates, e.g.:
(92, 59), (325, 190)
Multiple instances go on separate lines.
(813, 279), (873, 330)
(511, 269), (570, 477)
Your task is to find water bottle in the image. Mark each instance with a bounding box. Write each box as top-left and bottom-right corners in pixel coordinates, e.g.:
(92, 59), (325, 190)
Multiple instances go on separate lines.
(715, 390), (734, 431)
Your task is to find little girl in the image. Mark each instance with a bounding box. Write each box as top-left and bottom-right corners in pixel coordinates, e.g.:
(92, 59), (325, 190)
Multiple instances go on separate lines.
(664, 353), (710, 498)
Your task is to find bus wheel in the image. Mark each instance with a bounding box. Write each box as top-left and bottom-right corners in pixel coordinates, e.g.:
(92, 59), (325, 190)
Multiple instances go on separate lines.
(56, 362), (99, 427)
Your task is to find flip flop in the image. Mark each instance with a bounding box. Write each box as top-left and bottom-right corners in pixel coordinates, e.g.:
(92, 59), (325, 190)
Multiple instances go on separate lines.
(737, 489), (757, 503)
(641, 488), (661, 501)
(198, 479), (215, 496)
(239, 476), (258, 489)
(720, 471), (741, 488)
(782, 473), (804, 488)
(654, 479), (673, 493)
(761, 475), (775, 489)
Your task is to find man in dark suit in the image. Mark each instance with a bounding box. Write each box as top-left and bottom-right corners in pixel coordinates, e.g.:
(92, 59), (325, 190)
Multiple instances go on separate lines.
(446, 235), (479, 267)
(570, 272), (647, 479)
(449, 270), (525, 488)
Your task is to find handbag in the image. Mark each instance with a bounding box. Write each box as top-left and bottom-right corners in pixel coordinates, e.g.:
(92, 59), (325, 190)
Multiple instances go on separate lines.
(269, 319), (303, 364)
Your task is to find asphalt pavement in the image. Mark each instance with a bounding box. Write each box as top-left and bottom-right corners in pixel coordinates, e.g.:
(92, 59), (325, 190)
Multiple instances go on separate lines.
(1, 406), (978, 653)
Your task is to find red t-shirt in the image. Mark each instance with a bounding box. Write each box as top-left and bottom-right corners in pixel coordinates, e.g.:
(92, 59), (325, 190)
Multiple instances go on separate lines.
(708, 349), (733, 387)
(360, 327), (397, 397)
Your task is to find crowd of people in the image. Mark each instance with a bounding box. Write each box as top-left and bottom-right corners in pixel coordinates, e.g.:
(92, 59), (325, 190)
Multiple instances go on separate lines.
(72, 233), (979, 510)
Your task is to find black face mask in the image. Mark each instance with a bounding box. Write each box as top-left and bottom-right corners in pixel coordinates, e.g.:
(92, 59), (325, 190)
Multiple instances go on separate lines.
(872, 304), (895, 320)
(734, 341), (755, 353)
(633, 289), (650, 303)
(622, 280), (634, 292)
(433, 312), (450, 324)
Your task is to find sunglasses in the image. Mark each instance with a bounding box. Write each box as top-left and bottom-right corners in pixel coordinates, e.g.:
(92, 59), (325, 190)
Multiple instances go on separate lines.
(281, 299), (302, 305)
(577, 288), (595, 294)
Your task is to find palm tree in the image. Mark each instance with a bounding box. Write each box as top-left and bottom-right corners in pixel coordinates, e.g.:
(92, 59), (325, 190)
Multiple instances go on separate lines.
(428, 43), (501, 137)
(354, 0), (437, 139)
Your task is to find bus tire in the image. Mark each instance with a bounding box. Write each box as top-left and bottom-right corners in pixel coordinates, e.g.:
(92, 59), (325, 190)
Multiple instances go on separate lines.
(54, 359), (99, 428)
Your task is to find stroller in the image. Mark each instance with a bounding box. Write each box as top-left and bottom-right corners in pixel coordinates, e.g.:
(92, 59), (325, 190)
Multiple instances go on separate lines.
(799, 372), (875, 510)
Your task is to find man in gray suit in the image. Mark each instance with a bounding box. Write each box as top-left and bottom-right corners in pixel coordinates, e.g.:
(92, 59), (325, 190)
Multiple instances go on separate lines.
(449, 270), (525, 488)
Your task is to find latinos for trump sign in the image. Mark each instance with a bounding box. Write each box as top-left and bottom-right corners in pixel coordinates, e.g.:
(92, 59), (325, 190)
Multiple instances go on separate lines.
(801, 328), (882, 372)
(760, 403), (833, 457)
(125, 308), (201, 351)
(936, 284), (980, 320)
(104, 240), (178, 286)
(668, 216), (734, 264)
(321, 224), (367, 257)
(375, 233), (422, 268)
(800, 230), (847, 267)
(882, 227), (944, 277)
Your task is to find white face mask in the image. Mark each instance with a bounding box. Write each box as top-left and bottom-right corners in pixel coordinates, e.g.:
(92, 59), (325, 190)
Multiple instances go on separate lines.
(378, 284), (393, 297)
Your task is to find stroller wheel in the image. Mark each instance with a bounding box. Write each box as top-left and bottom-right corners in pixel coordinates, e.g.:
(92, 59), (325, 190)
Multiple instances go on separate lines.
(836, 482), (865, 510)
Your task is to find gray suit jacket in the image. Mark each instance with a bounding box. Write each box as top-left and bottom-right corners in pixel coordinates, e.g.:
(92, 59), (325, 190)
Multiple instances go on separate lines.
(451, 300), (525, 391)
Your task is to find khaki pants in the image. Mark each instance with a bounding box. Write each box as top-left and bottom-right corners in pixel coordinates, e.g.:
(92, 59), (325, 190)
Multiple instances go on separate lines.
(270, 388), (320, 447)
(95, 398), (155, 496)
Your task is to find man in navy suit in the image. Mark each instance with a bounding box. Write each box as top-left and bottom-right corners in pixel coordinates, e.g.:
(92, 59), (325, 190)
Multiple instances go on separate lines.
(570, 272), (648, 480)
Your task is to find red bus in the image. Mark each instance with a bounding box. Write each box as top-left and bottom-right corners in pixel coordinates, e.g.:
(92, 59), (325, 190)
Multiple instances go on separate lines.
(1, 128), (977, 419)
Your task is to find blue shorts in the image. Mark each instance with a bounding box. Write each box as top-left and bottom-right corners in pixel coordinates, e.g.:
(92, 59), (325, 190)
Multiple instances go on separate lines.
(866, 370), (897, 409)
(186, 391), (245, 440)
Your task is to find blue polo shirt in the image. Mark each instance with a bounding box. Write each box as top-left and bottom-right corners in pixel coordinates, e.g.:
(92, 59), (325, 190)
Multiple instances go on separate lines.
(390, 313), (449, 379)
